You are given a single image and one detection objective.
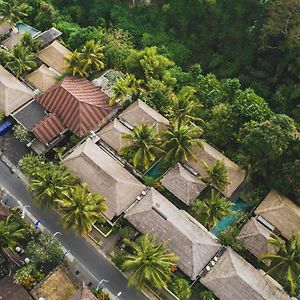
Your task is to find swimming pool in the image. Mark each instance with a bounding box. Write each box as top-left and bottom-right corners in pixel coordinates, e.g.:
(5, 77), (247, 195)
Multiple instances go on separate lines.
(210, 198), (248, 236)
(16, 23), (40, 37)
(144, 156), (171, 179)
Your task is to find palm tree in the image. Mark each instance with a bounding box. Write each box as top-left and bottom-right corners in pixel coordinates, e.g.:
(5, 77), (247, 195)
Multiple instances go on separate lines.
(190, 190), (233, 229)
(56, 183), (107, 235)
(0, 0), (27, 26)
(160, 121), (203, 162)
(121, 123), (164, 172)
(20, 32), (43, 53)
(65, 50), (87, 77)
(0, 215), (26, 252)
(6, 44), (36, 78)
(168, 86), (202, 125)
(201, 160), (230, 192)
(262, 234), (300, 296)
(80, 40), (105, 74)
(121, 234), (178, 291)
(110, 74), (143, 105)
(29, 164), (78, 209)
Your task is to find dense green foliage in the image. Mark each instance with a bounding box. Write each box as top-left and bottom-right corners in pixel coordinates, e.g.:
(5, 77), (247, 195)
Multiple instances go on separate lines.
(12, 0), (300, 202)
(121, 234), (178, 291)
(262, 234), (300, 296)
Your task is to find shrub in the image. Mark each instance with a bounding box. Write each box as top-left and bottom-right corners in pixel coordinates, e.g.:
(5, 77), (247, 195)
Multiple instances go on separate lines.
(13, 124), (32, 144)
(169, 277), (192, 300)
(14, 263), (45, 289)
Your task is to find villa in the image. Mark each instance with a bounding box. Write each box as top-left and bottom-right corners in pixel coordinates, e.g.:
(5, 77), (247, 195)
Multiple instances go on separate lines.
(0, 65), (34, 116)
(61, 138), (145, 220)
(37, 40), (71, 74)
(161, 162), (206, 205)
(125, 187), (221, 280)
(118, 99), (170, 132)
(236, 217), (278, 262)
(255, 190), (300, 240)
(200, 247), (294, 300)
(186, 141), (246, 198)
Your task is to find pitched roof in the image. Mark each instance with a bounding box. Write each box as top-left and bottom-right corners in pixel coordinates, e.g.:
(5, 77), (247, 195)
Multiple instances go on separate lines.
(37, 77), (113, 137)
(0, 21), (12, 35)
(236, 218), (277, 259)
(161, 163), (206, 205)
(125, 188), (221, 279)
(0, 65), (34, 115)
(26, 64), (57, 92)
(37, 40), (71, 73)
(97, 118), (131, 152)
(255, 190), (300, 239)
(200, 248), (293, 300)
(0, 275), (33, 300)
(0, 202), (10, 221)
(2, 31), (24, 50)
(62, 139), (145, 220)
(118, 99), (169, 131)
(32, 113), (65, 144)
(37, 27), (62, 47)
(186, 142), (246, 197)
(70, 284), (98, 300)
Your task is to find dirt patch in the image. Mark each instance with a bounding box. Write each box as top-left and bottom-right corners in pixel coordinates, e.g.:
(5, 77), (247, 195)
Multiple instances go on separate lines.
(31, 267), (78, 300)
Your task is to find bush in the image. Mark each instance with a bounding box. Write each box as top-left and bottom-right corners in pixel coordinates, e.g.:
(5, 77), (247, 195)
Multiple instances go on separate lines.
(14, 263), (45, 289)
(169, 277), (192, 300)
(13, 124), (32, 144)
(199, 290), (215, 300)
(0, 264), (7, 279)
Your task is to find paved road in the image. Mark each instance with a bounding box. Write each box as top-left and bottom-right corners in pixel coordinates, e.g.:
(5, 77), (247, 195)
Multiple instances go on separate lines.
(0, 160), (147, 300)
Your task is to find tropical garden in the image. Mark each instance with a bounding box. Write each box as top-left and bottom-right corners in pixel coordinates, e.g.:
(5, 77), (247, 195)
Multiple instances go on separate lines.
(0, 0), (300, 298)
(0, 204), (63, 290)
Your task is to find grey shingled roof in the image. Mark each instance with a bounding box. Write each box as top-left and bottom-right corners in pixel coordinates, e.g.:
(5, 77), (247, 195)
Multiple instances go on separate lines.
(36, 27), (62, 47)
(62, 139), (145, 220)
(125, 188), (221, 279)
(236, 217), (278, 261)
(186, 142), (246, 197)
(200, 247), (294, 300)
(255, 190), (300, 240)
(118, 99), (169, 131)
(161, 162), (206, 205)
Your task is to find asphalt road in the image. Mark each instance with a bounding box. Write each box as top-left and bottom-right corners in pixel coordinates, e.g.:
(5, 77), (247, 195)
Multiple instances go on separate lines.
(0, 160), (147, 300)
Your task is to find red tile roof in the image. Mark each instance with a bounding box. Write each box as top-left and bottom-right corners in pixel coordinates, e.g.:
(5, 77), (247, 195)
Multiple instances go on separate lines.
(32, 113), (65, 144)
(37, 77), (113, 137)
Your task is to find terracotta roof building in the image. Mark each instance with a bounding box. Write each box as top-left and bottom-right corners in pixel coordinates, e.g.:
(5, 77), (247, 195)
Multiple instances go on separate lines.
(61, 139), (145, 220)
(0, 65), (34, 115)
(161, 163), (206, 205)
(26, 64), (57, 92)
(37, 77), (114, 137)
(37, 40), (71, 73)
(97, 118), (131, 152)
(125, 188), (221, 279)
(236, 217), (278, 261)
(0, 21), (12, 35)
(200, 248), (293, 300)
(255, 190), (300, 239)
(118, 99), (169, 131)
(186, 142), (246, 198)
(32, 113), (65, 144)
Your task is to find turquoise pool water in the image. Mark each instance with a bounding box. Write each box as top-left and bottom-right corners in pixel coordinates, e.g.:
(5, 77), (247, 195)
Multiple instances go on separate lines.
(144, 157), (168, 179)
(210, 198), (248, 236)
(16, 23), (40, 36)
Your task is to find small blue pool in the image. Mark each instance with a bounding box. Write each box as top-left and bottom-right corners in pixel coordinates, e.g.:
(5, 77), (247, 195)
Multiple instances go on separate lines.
(16, 23), (40, 37)
(211, 198), (248, 236)
(144, 157), (167, 179)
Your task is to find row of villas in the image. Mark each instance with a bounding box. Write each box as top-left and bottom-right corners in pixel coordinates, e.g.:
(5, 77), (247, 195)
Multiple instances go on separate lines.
(0, 21), (299, 300)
